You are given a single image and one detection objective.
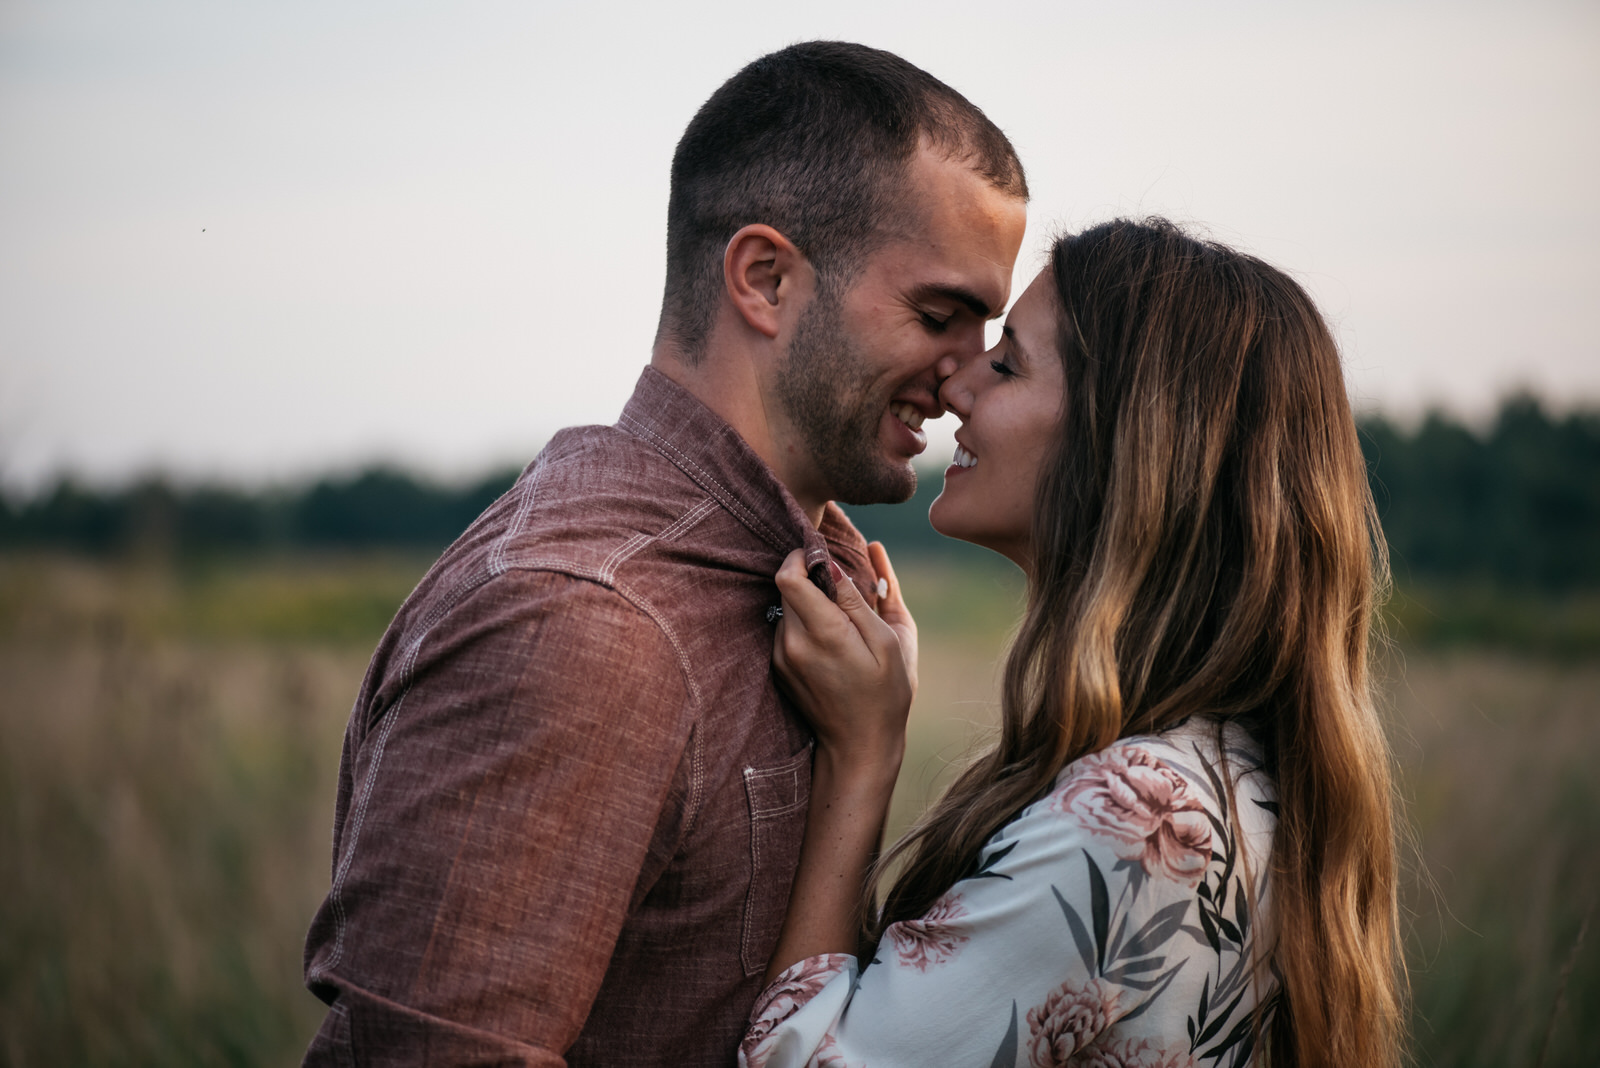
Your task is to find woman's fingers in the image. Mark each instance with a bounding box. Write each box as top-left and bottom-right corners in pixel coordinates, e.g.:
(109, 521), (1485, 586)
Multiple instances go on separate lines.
(771, 547), (909, 694)
(867, 541), (918, 687)
(771, 553), (834, 700)
(825, 561), (896, 657)
(775, 550), (894, 659)
(773, 548), (811, 597)
(769, 548), (912, 763)
(772, 551), (839, 632)
(868, 542), (910, 627)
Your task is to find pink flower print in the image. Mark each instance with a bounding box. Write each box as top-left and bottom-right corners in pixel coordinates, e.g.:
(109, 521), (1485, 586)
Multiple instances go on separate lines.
(739, 953), (853, 1068)
(1025, 978), (1119, 1066)
(886, 893), (969, 972)
(1068, 1037), (1197, 1068)
(1055, 746), (1213, 887)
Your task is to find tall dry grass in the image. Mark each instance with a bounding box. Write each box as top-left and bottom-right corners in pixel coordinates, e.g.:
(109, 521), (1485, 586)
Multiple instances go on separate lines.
(1386, 650), (1600, 1066)
(0, 555), (411, 1067)
(0, 553), (1595, 1065)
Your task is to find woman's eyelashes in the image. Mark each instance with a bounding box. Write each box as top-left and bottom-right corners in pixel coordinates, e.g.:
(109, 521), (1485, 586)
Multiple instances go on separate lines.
(989, 355), (1017, 377)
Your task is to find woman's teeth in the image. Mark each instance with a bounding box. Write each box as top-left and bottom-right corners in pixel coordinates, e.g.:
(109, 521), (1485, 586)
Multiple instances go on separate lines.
(890, 403), (925, 430)
(953, 445), (978, 468)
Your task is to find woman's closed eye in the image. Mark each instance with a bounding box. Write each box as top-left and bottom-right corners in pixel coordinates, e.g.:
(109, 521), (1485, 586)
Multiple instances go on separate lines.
(990, 357), (1016, 377)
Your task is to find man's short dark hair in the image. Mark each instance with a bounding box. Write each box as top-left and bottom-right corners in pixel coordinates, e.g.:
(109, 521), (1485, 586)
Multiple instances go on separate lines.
(657, 41), (1029, 363)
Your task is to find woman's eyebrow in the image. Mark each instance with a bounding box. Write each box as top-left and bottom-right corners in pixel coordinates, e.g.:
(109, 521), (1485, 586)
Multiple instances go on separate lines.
(1002, 324), (1036, 366)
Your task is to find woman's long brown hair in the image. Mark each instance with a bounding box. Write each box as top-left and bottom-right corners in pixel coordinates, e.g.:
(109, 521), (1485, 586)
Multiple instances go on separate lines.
(868, 219), (1404, 1066)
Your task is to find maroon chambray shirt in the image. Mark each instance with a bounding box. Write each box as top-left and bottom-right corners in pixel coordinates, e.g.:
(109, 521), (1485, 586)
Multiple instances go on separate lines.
(302, 367), (880, 1067)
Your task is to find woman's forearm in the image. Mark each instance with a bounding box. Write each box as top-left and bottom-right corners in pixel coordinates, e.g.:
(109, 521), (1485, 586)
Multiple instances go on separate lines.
(763, 742), (903, 985)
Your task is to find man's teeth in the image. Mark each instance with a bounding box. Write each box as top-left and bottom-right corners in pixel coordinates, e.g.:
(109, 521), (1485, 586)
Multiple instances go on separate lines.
(890, 403), (925, 431)
(953, 445), (978, 469)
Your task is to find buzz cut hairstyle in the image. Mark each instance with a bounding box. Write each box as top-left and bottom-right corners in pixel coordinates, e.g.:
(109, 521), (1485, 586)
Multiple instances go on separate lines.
(657, 40), (1029, 363)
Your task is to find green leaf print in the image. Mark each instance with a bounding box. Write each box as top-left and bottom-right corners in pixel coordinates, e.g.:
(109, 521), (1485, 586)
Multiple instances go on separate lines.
(1120, 900), (1192, 959)
(968, 839), (1018, 882)
(1087, 854), (1110, 973)
(1052, 884), (1096, 975)
(987, 1001), (1018, 1068)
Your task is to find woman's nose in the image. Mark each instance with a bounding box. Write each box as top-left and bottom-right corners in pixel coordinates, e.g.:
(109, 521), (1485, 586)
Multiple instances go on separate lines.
(938, 360), (972, 420)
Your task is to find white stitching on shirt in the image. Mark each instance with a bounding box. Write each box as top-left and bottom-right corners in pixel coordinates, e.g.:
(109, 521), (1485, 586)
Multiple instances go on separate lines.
(660, 496), (720, 542)
(319, 683), (407, 975)
(600, 497), (719, 583)
(684, 721), (706, 840)
(599, 532), (652, 583)
(316, 562), (507, 977)
(617, 413), (788, 551)
(490, 452), (547, 577)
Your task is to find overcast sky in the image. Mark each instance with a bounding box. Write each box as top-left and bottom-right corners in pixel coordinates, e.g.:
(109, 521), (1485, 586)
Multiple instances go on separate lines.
(1, 0), (1595, 491)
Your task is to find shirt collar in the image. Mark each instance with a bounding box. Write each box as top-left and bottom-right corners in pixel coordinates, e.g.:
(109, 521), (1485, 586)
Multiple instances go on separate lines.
(617, 366), (850, 599)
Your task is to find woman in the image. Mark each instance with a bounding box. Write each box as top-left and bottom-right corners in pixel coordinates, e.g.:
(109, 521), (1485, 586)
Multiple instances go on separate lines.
(742, 219), (1404, 1068)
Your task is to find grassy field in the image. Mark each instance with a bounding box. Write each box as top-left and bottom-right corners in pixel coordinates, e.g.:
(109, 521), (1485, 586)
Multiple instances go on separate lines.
(1, 552), (1595, 1066)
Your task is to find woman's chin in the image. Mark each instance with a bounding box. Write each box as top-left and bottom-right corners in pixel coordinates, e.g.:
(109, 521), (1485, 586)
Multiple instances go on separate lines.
(927, 492), (958, 540)
(929, 499), (1029, 570)
(928, 497), (982, 550)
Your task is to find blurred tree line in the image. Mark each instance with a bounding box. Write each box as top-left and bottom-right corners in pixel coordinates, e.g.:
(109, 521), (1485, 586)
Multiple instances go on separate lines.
(0, 465), (525, 557)
(857, 393), (1600, 593)
(1361, 395), (1599, 591)
(2, 394), (1596, 592)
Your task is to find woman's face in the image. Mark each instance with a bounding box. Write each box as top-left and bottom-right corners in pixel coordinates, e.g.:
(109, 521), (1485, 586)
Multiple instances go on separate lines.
(929, 268), (1065, 571)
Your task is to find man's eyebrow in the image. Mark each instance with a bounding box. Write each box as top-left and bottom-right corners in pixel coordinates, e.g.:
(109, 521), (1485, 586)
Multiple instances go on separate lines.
(911, 284), (994, 319)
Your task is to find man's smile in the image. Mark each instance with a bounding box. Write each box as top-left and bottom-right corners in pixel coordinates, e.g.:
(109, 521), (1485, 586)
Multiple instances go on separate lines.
(889, 402), (927, 432)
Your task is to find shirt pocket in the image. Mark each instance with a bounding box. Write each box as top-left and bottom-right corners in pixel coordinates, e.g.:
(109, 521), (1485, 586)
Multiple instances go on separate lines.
(740, 743), (813, 976)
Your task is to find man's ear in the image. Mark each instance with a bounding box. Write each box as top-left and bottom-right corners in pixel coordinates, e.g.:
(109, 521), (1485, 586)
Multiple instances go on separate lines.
(723, 224), (810, 340)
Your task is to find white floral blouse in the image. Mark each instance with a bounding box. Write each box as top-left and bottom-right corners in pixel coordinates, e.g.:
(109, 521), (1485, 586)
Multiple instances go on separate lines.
(739, 718), (1280, 1068)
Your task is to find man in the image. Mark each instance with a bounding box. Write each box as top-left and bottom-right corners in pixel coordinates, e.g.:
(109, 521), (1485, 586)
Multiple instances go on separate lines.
(302, 41), (1027, 1066)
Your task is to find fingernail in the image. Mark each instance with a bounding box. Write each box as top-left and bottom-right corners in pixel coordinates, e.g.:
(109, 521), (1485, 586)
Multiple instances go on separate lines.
(826, 559), (844, 583)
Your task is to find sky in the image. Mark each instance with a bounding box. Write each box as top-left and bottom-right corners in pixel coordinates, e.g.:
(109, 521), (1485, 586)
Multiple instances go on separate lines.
(1, 0), (1596, 491)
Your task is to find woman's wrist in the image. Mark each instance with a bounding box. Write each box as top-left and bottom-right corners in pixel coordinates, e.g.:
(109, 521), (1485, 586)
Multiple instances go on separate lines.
(812, 734), (904, 797)
(759, 738), (900, 985)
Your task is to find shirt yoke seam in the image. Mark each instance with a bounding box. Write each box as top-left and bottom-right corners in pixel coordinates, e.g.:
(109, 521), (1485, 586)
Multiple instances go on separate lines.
(617, 412), (787, 551)
(596, 496), (720, 583)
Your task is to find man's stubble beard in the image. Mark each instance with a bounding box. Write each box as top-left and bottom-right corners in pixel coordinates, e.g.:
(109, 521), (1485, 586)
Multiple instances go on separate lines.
(775, 283), (918, 507)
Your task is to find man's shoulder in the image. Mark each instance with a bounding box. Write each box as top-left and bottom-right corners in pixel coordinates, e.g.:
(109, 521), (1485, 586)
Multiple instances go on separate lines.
(464, 423), (703, 560)
(364, 548), (696, 725)
(536, 421), (682, 491)
(386, 424), (727, 644)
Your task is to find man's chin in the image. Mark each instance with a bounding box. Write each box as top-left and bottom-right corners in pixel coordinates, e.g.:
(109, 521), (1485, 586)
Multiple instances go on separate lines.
(829, 460), (917, 507)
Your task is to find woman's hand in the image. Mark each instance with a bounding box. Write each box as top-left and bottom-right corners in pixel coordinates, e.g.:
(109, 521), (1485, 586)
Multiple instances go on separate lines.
(763, 542), (916, 984)
(772, 541), (916, 779)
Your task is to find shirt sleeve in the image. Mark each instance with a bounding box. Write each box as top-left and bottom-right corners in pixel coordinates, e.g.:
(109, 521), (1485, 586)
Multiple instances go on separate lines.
(303, 569), (694, 1067)
(738, 739), (1251, 1068)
